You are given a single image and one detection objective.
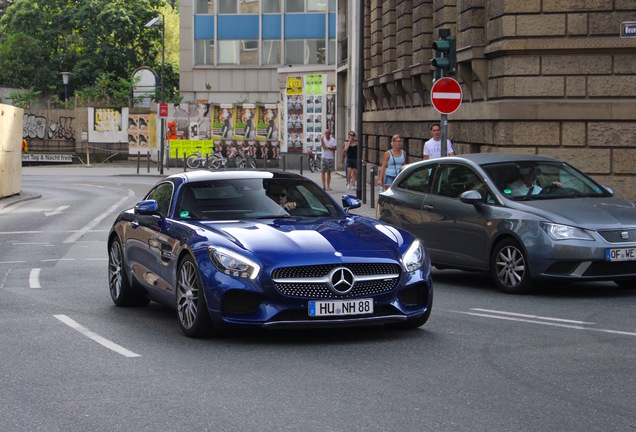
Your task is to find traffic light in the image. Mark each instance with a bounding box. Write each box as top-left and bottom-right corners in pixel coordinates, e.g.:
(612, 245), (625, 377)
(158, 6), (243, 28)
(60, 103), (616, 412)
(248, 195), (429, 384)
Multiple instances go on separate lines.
(432, 35), (456, 79)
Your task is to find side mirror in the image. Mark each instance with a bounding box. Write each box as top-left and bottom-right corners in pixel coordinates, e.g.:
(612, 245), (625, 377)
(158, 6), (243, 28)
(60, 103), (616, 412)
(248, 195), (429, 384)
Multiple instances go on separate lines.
(602, 185), (614, 196)
(342, 195), (361, 212)
(134, 200), (160, 215)
(459, 190), (483, 206)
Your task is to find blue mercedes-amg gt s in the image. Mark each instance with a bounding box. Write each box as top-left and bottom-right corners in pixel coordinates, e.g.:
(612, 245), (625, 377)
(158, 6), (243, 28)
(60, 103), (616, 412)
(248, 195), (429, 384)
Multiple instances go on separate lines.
(108, 170), (432, 337)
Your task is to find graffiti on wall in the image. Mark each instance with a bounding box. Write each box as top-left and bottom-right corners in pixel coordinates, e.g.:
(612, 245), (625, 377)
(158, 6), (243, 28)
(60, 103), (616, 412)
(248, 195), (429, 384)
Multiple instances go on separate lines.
(23, 113), (76, 140)
(93, 108), (122, 132)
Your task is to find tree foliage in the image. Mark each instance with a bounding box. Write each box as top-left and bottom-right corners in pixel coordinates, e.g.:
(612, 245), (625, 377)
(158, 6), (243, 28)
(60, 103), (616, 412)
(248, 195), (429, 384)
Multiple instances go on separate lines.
(0, 0), (180, 104)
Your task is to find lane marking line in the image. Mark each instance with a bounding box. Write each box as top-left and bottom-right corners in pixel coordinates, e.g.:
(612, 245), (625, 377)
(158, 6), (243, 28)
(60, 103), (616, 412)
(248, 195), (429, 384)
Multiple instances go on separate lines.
(53, 314), (141, 358)
(448, 310), (636, 337)
(0, 261), (27, 264)
(29, 268), (41, 289)
(470, 308), (596, 325)
(64, 194), (132, 244)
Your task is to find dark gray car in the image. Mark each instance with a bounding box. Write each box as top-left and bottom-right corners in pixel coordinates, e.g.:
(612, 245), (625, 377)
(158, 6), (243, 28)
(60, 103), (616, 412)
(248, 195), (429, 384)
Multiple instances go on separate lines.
(378, 153), (636, 293)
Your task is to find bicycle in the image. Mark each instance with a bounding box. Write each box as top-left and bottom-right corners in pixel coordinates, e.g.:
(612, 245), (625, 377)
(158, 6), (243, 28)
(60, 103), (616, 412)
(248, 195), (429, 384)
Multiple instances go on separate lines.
(233, 145), (257, 169)
(186, 146), (214, 169)
(208, 150), (228, 169)
(307, 147), (322, 173)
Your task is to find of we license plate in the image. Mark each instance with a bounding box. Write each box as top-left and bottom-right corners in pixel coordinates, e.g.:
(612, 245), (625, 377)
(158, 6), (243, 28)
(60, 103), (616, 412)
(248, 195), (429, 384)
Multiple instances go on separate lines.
(308, 299), (373, 317)
(605, 247), (636, 262)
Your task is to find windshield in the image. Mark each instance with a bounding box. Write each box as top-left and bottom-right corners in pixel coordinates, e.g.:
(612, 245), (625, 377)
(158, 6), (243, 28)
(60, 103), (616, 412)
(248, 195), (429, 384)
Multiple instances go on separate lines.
(482, 161), (610, 200)
(174, 178), (344, 220)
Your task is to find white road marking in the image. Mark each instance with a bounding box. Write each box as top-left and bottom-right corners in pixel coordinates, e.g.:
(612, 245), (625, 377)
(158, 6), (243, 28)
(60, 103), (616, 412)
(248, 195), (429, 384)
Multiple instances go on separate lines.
(470, 308), (596, 325)
(12, 242), (51, 246)
(45, 205), (70, 217)
(448, 309), (636, 337)
(29, 268), (41, 289)
(0, 269), (11, 289)
(53, 314), (141, 358)
(64, 194), (132, 244)
(0, 261), (27, 264)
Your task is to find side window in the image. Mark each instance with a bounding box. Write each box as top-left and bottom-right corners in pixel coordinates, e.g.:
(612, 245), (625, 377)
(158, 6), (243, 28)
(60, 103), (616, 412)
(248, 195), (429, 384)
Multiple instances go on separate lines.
(146, 183), (174, 216)
(397, 166), (435, 193)
(435, 165), (485, 199)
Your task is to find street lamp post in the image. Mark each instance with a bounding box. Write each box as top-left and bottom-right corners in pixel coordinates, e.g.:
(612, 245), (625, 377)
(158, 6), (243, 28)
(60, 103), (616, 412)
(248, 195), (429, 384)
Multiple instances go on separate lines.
(145, 16), (165, 174)
(60, 72), (71, 109)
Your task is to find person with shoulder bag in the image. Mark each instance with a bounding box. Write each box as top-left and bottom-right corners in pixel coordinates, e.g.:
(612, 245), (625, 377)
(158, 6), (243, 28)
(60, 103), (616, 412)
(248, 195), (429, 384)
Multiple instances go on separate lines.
(378, 134), (405, 191)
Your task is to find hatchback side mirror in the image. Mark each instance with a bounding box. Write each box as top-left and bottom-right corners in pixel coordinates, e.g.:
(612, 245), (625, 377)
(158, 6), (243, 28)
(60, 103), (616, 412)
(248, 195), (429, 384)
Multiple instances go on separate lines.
(459, 190), (483, 206)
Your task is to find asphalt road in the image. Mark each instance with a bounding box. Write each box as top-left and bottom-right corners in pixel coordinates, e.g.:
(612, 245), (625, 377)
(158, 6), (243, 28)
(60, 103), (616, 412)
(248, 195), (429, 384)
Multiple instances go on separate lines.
(0, 169), (634, 432)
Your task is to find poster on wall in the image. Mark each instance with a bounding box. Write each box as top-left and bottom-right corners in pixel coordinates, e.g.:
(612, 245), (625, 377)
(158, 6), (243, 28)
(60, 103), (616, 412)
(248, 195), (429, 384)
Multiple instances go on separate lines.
(285, 77), (303, 153)
(305, 75), (324, 151)
(326, 91), (336, 140)
(127, 114), (150, 154)
(235, 104), (256, 140)
(213, 104), (235, 140)
(257, 104), (279, 141)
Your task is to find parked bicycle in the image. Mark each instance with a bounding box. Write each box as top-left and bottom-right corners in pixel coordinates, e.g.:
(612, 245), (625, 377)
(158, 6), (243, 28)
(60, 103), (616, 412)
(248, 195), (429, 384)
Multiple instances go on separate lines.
(307, 147), (322, 173)
(186, 146), (214, 169)
(208, 149), (228, 169)
(231, 144), (257, 169)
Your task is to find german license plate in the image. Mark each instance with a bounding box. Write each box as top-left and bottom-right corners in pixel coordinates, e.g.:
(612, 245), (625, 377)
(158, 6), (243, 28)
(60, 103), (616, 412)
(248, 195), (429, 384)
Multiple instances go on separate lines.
(605, 247), (636, 262)
(308, 299), (373, 317)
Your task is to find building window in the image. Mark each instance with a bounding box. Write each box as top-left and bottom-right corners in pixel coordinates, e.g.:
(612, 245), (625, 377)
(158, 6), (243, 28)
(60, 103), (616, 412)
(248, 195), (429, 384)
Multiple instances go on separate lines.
(218, 0), (237, 14)
(263, 0), (281, 13)
(328, 38), (335, 65)
(329, 0), (336, 12)
(307, 0), (327, 12)
(218, 40), (239, 64)
(195, 39), (215, 65)
(241, 0), (260, 13)
(240, 40), (259, 64)
(195, 0), (215, 14)
(285, 0), (304, 13)
(218, 40), (259, 65)
(262, 40), (281, 65)
(285, 40), (304, 64)
(307, 39), (326, 64)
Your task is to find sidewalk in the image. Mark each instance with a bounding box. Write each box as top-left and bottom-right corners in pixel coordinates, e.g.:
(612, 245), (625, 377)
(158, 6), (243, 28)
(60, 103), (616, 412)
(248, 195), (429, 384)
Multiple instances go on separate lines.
(3, 162), (379, 218)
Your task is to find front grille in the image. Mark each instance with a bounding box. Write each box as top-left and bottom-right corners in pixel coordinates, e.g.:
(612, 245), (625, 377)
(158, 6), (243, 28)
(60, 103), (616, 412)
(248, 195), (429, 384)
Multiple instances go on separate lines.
(597, 229), (636, 244)
(582, 261), (636, 277)
(273, 263), (402, 299)
(272, 263), (401, 279)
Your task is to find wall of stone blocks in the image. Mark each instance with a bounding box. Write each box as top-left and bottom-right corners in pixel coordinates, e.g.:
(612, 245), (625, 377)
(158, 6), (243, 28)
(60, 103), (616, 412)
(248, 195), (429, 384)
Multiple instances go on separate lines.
(361, 0), (636, 200)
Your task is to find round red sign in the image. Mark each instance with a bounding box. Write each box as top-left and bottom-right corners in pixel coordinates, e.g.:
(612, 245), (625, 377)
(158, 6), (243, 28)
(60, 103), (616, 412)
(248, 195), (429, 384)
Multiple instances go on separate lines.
(430, 77), (462, 115)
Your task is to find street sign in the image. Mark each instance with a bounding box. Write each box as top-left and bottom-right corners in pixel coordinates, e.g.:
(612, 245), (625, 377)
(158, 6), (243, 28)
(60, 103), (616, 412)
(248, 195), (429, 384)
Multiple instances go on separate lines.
(431, 77), (462, 115)
(159, 103), (168, 118)
(621, 21), (636, 37)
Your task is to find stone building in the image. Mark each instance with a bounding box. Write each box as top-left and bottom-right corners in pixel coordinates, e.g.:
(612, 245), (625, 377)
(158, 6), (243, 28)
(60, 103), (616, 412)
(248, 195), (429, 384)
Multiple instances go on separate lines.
(357, 0), (636, 200)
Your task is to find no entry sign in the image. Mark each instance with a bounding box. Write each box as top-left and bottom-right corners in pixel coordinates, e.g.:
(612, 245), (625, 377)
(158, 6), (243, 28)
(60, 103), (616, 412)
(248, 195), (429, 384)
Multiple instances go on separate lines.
(431, 77), (462, 115)
(159, 103), (168, 118)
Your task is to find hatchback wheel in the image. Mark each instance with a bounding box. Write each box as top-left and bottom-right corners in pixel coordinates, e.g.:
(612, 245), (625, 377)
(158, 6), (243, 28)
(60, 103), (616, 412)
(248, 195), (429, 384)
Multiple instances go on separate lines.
(176, 255), (213, 337)
(491, 239), (535, 294)
(108, 238), (149, 306)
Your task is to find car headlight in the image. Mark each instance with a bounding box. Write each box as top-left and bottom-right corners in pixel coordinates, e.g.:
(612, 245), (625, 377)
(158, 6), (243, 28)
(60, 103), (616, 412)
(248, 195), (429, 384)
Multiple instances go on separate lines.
(402, 240), (425, 272)
(540, 223), (594, 241)
(208, 246), (260, 279)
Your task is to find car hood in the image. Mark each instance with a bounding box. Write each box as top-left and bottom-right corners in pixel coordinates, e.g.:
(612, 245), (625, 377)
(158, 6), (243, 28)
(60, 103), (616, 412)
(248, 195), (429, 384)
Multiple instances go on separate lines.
(197, 216), (410, 263)
(517, 197), (636, 229)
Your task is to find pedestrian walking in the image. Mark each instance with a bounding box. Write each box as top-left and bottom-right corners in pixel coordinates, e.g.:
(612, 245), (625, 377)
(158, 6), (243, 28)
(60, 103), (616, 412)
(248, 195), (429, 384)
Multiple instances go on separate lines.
(378, 134), (405, 191)
(320, 128), (337, 191)
(423, 123), (454, 159)
(341, 130), (358, 190)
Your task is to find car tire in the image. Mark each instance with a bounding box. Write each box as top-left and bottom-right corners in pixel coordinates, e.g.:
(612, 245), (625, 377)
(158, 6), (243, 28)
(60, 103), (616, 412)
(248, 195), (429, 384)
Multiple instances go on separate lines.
(176, 255), (214, 338)
(108, 238), (149, 306)
(614, 278), (636, 289)
(490, 238), (535, 294)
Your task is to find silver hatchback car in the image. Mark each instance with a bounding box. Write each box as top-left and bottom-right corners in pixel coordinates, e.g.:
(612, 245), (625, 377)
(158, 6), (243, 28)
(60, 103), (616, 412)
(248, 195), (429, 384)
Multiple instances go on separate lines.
(378, 153), (636, 293)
